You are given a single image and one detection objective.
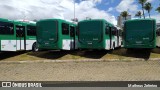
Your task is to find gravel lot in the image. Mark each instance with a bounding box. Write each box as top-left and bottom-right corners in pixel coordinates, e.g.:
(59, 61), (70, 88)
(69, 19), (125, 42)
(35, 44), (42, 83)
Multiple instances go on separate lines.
(0, 60), (160, 81)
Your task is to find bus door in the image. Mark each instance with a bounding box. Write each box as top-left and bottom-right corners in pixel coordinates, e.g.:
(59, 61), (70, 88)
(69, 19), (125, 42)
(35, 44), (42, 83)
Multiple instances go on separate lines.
(109, 27), (112, 49)
(117, 29), (119, 47)
(70, 26), (75, 50)
(16, 25), (25, 50)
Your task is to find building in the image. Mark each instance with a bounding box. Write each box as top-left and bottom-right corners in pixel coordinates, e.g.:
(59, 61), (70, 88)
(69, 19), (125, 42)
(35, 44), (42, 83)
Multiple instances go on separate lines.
(117, 15), (131, 29)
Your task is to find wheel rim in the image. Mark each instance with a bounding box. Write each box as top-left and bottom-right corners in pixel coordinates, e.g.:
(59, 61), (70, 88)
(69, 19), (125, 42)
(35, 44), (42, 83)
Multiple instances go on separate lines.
(33, 44), (38, 51)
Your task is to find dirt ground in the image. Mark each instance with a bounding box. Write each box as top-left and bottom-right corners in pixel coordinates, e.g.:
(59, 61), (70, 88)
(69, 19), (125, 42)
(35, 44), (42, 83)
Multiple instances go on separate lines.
(0, 60), (160, 81)
(0, 48), (160, 81)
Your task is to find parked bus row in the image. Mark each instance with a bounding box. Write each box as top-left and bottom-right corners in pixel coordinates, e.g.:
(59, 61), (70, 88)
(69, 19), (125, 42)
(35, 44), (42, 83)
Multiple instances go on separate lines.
(0, 18), (160, 52)
(37, 18), (160, 51)
(36, 19), (123, 51)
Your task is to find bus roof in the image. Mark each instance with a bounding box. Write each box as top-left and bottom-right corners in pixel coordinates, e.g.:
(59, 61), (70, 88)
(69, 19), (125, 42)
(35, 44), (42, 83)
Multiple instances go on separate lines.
(25, 22), (36, 26)
(37, 18), (76, 26)
(12, 20), (36, 26)
(78, 19), (106, 22)
(78, 19), (114, 26)
(0, 18), (36, 26)
(13, 20), (28, 26)
(0, 18), (13, 23)
(125, 19), (156, 23)
(0, 18), (9, 21)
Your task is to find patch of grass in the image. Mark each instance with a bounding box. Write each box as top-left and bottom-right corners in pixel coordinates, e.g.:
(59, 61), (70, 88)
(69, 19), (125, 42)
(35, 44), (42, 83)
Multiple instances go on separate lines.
(150, 53), (160, 58)
(0, 48), (160, 61)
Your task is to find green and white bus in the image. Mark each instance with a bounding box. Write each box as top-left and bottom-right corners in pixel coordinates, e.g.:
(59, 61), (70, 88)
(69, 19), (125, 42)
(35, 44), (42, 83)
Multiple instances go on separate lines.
(0, 18), (37, 51)
(114, 26), (123, 48)
(123, 19), (156, 49)
(157, 27), (160, 47)
(78, 19), (122, 50)
(36, 19), (78, 50)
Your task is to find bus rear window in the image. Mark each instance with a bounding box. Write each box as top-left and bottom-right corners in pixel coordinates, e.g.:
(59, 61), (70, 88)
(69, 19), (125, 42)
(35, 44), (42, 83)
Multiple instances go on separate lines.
(0, 21), (14, 35)
(27, 25), (36, 36)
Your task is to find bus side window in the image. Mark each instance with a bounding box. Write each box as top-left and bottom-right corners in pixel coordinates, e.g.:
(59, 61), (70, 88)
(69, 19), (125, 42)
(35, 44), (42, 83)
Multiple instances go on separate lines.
(120, 30), (123, 36)
(156, 31), (158, 36)
(0, 22), (14, 35)
(76, 26), (78, 36)
(27, 25), (36, 36)
(16, 26), (25, 37)
(105, 26), (109, 34)
(157, 30), (160, 36)
(117, 30), (119, 36)
(62, 23), (69, 35)
(70, 26), (75, 37)
(111, 28), (116, 36)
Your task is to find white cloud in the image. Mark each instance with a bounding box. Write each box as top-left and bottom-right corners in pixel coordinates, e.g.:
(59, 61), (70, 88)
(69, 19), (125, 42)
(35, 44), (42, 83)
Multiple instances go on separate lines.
(116, 0), (157, 17)
(147, 0), (154, 2)
(149, 15), (160, 23)
(131, 13), (160, 24)
(80, 0), (102, 4)
(116, 0), (138, 14)
(0, 0), (117, 25)
(107, 7), (114, 12)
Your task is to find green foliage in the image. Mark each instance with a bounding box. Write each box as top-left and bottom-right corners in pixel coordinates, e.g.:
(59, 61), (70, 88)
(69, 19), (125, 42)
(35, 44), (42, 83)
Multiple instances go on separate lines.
(135, 11), (142, 18)
(138, 0), (147, 19)
(138, 0), (147, 4)
(156, 6), (160, 13)
(121, 11), (129, 20)
(144, 2), (152, 18)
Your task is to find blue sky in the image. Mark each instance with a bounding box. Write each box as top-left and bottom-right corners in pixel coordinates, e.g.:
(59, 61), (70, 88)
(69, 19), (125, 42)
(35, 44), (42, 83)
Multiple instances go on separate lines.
(0, 0), (160, 25)
(96, 0), (120, 17)
(94, 0), (160, 19)
(76, 0), (160, 21)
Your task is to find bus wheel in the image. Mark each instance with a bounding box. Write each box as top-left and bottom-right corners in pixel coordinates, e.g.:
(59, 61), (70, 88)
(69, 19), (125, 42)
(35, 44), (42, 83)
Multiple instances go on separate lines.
(113, 42), (115, 50)
(32, 42), (38, 52)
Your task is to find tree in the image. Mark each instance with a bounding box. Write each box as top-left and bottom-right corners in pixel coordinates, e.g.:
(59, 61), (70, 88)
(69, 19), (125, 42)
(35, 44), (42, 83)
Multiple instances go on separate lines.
(144, 2), (152, 18)
(156, 6), (160, 13)
(135, 11), (142, 18)
(121, 11), (129, 20)
(138, 0), (147, 19)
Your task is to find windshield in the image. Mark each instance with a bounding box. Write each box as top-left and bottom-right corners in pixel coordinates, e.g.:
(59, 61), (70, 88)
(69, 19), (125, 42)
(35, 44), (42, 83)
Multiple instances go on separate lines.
(79, 21), (103, 43)
(37, 20), (58, 44)
(125, 20), (154, 43)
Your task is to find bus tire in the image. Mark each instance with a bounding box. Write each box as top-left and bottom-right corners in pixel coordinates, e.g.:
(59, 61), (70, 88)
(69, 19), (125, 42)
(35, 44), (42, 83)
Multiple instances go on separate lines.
(32, 42), (38, 52)
(113, 42), (115, 50)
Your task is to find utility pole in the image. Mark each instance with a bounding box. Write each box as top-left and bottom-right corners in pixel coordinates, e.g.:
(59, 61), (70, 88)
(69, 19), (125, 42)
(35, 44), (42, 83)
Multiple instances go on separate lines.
(74, 0), (75, 20)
